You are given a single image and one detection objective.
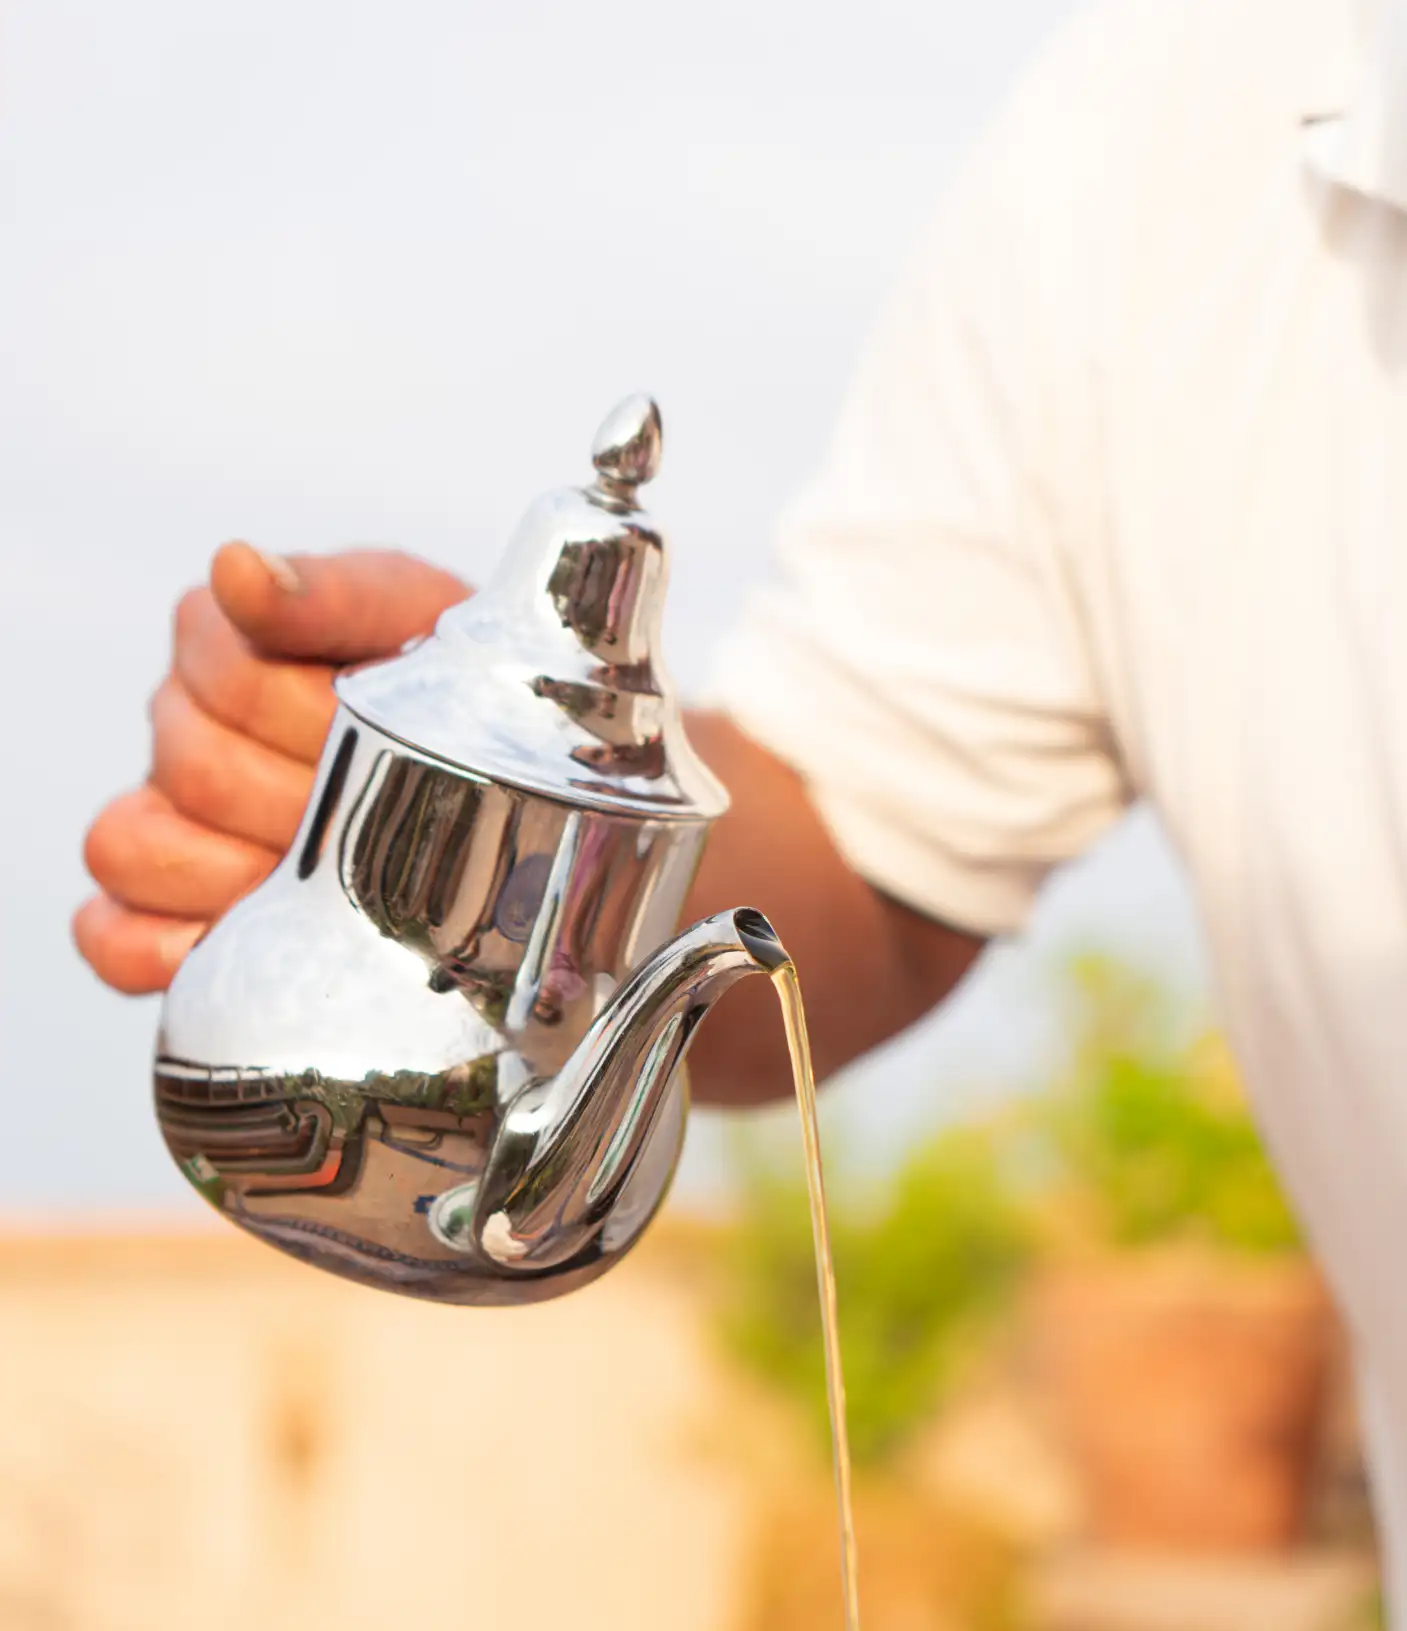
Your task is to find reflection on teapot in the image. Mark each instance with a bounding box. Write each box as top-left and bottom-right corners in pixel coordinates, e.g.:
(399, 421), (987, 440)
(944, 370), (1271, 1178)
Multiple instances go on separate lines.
(154, 396), (783, 1305)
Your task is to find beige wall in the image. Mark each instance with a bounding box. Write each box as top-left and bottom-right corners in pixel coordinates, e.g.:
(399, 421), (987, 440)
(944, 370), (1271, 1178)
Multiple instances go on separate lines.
(0, 1222), (753, 1631)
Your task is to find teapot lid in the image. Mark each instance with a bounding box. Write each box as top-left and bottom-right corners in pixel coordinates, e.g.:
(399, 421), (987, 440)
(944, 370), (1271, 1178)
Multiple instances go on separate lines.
(335, 395), (728, 822)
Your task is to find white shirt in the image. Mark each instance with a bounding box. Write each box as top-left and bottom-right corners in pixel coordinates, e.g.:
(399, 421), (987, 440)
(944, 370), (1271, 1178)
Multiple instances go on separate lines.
(710, 0), (1407, 1603)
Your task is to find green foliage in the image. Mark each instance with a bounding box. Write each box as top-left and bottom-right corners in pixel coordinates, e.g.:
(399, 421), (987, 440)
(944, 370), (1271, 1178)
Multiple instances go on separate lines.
(1040, 956), (1301, 1255)
(714, 952), (1301, 1468)
(717, 1119), (1032, 1469)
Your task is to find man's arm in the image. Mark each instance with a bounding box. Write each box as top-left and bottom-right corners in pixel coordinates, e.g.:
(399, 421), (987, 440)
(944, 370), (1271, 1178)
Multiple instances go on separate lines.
(680, 713), (981, 1103)
(75, 541), (982, 1107)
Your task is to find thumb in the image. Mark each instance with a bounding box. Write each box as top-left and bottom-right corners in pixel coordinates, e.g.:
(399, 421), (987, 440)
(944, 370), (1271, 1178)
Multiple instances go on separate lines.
(210, 542), (470, 663)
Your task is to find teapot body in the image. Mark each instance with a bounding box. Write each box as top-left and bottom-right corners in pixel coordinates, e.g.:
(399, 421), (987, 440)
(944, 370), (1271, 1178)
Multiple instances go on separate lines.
(155, 706), (707, 1304)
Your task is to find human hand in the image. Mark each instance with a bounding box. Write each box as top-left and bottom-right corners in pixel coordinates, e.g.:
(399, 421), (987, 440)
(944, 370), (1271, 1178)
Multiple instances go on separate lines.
(74, 541), (468, 994)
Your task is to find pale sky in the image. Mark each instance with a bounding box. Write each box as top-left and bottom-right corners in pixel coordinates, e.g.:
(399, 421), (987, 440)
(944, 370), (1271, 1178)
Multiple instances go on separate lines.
(0, 0), (1208, 1211)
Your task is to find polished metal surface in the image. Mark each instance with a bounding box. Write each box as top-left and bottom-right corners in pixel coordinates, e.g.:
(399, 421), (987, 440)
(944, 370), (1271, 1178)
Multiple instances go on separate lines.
(337, 392), (727, 819)
(472, 906), (785, 1273)
(155, 398), (776, 1304)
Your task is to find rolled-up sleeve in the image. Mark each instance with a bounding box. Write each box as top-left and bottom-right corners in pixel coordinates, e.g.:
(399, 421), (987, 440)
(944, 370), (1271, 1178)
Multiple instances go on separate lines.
(707, 5), (1132, 935)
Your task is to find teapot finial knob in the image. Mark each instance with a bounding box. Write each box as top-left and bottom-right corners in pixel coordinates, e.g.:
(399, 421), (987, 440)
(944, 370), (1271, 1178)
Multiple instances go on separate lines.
(591, 394), (663, 495)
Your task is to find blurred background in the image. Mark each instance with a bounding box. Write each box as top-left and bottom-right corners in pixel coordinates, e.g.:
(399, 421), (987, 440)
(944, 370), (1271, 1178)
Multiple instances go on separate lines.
(0, 1), (1379, 1627)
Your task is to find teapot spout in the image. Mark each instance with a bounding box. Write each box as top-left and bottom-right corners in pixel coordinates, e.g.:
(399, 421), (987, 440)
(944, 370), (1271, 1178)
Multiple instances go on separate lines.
(468, 907), (786, 1273)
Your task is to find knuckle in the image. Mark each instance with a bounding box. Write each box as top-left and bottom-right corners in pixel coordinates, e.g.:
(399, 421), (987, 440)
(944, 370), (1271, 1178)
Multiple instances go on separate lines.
(175, 600), (267, 738)
(97, 949), (152, 996)
(211, 649), (265, 738)
(161, 741), (225, 822)
(71, 900), (173, 996)
(70, 901), (121, 986)
(173, 585), (212, 643)
(148, 674), (180, 729)
(150, 693), (225, 822)
(69, 898), (97, 953)
(82, 804), (130, 888)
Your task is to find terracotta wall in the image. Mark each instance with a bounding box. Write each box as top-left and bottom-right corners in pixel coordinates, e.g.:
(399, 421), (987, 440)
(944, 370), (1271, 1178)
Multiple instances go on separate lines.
(0, 1222), (751, 1631)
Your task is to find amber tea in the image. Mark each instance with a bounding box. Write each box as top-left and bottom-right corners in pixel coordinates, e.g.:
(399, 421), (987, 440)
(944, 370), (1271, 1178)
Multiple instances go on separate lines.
(772, 961), (861, 1631)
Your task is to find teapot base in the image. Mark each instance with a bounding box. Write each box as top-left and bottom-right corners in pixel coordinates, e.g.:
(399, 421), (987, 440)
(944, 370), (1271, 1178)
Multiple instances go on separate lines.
(157, 1051), (687, 1307)
(226, 1207), (625, 1307)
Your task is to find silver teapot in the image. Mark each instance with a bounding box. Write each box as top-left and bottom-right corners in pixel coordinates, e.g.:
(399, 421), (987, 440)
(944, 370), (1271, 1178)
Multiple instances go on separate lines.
(154, 396), (784, 1305)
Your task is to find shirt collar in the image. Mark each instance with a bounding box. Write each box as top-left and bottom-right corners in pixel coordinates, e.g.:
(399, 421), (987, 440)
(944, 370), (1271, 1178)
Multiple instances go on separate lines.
(1302, 0), (1407, 212)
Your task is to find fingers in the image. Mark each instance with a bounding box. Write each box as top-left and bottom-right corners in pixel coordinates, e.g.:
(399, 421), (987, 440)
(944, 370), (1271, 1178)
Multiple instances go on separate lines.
(79, 541), (469, 1000)
(149, 677), (316, 851)
(78, 781), (278, 993)
(72, 893), (207, 996)
(210, 540), (468, 663)
(173, 586), (337, 764)
(174, 542), (470, 766)
(84, 785), (278, 918)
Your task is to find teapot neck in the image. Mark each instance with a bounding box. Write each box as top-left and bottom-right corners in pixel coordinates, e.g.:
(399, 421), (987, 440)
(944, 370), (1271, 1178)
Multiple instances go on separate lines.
(468, 908), (787, 1273)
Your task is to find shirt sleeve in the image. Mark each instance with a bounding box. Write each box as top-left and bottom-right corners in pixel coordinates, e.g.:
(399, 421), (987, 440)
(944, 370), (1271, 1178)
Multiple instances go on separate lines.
(704, 4), (1133, 937)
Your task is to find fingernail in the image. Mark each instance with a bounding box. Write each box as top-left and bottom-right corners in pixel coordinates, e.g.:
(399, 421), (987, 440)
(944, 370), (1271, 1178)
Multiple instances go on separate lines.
(257, 550), (302, 594)
(160, 923), (206, 969)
